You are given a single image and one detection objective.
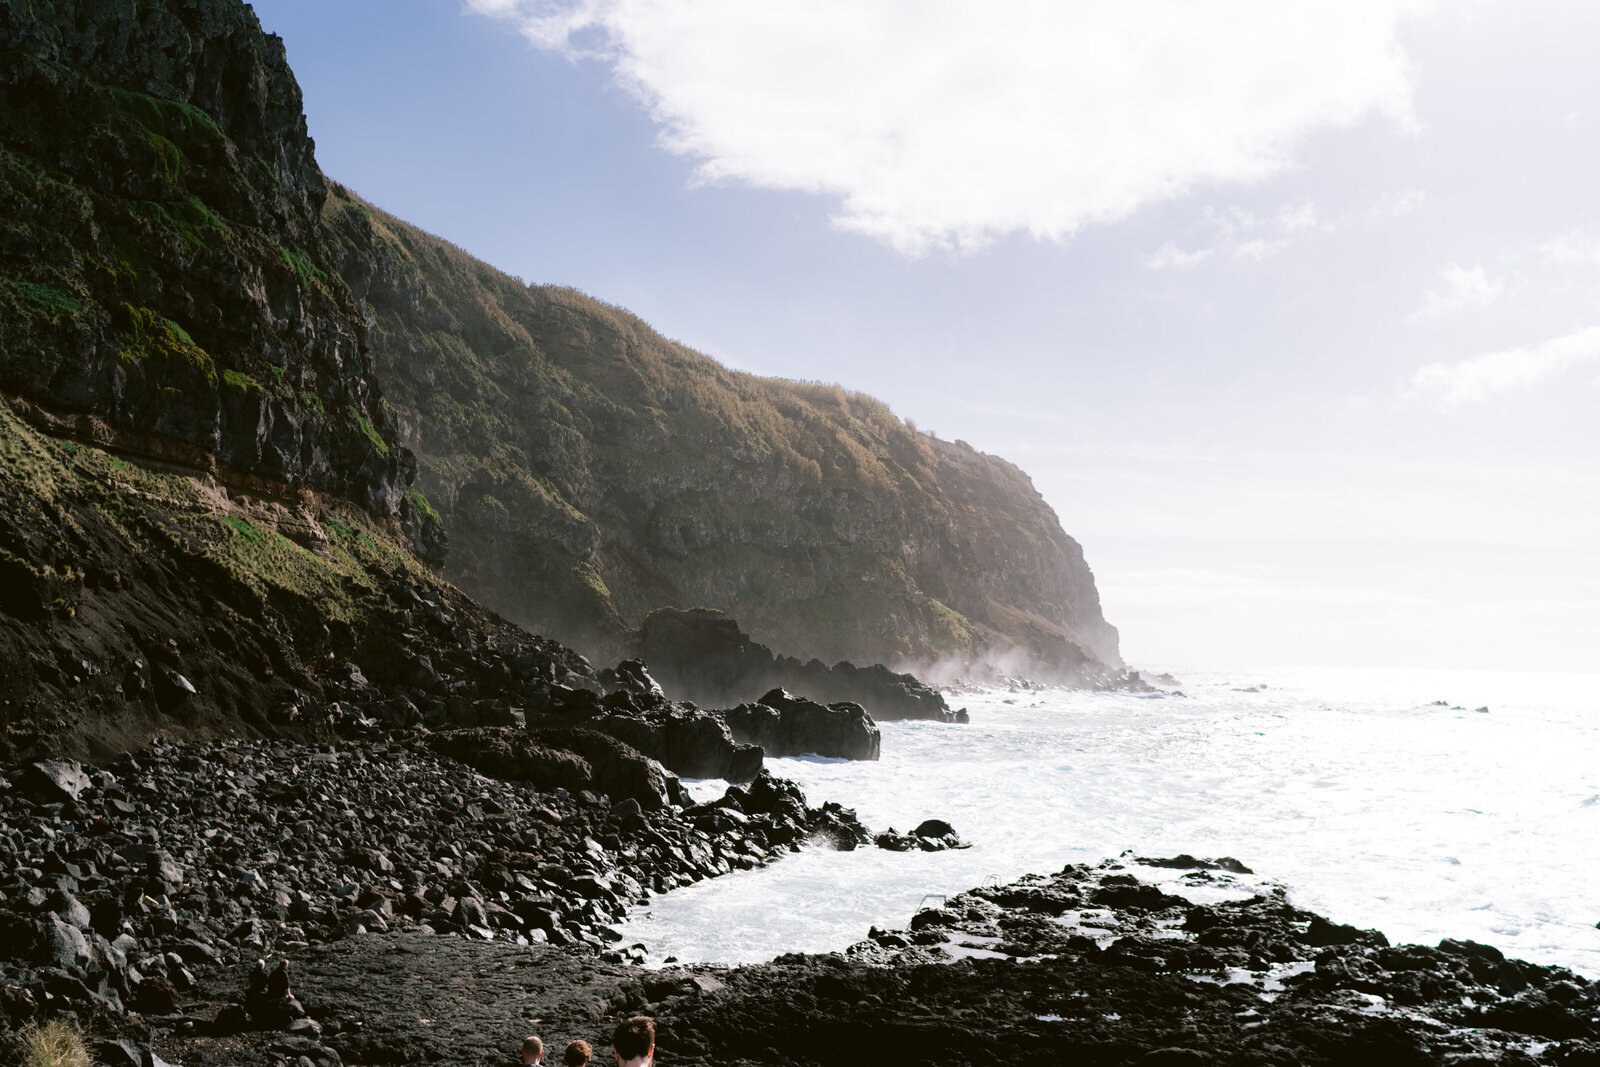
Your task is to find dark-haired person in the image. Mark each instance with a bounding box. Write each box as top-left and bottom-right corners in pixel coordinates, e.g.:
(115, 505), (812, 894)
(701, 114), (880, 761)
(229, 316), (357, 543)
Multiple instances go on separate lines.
(564, 1039), (594, 1067)
(522, 1036), (545, 1065)
(611, 1016), (655, 1067)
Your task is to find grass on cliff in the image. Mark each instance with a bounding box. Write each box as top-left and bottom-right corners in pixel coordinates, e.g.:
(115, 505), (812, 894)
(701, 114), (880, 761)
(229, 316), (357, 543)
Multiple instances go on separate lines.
(115, 303), (217, 383)
(0, 52), (402, 478)
(0, 279), (81, 321)
(322, 186), (938, 499)
(0, 403), (436, 630)
(106, 85), (225, 149)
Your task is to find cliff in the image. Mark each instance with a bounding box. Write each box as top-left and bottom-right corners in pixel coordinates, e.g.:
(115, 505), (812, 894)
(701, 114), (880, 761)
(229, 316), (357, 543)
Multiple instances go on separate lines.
(321, 198), (1121, 678)
(0, 0), (442, 558)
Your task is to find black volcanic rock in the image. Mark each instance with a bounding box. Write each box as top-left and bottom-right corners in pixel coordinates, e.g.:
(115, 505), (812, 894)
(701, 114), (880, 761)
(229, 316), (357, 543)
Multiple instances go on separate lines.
(424, 726), (597, 796)
(538, 676), (886, 781)
(873, 818), (968, 852)
(722, 689), (882, 761)
(16, 757), (90, 802)
(66, 855), (1600, 1067)
(0, 733), (875, 1046)
(581, 705), (765, 783)
(649, 859), (1600, 1066)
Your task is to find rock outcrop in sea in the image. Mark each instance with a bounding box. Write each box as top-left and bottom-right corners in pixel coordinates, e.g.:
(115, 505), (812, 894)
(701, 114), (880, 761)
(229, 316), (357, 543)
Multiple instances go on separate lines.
(648, 857), (1600, 1064)
(638, 607), (965, 720)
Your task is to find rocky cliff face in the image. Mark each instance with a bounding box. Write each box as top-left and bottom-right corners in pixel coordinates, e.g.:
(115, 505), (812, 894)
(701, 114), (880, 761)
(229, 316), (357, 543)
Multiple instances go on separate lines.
(0, 0), (441, 556)
(321, 199), (1121, 679)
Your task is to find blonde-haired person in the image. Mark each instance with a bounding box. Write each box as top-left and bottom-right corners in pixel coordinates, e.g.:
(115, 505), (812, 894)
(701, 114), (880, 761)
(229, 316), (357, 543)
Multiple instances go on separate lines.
(564, 1039), (594, 1067)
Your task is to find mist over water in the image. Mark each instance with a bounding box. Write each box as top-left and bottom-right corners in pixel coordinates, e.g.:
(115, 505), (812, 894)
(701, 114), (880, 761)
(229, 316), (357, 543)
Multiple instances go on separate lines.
(617, 666), (1600, 977)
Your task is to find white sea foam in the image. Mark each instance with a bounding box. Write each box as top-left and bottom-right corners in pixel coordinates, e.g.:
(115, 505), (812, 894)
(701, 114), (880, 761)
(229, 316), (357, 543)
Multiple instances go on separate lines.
(616, 666), (1600, 976)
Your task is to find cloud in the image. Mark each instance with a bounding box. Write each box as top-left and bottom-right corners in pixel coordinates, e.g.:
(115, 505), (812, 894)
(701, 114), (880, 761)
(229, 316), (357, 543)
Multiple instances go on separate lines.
(1403, 230), (1600, 322)
(1366, 187), (1426, 221)
(1143, 199), (1324, 268)
(1408, 262), (1504, 320)
(1143, 242), (1213, 270)
(1233, 237), (1287, 261)
(469, 0), (1424, 254)
(1538, 231), (1600, 267)
(1411, 324), (1600, 406)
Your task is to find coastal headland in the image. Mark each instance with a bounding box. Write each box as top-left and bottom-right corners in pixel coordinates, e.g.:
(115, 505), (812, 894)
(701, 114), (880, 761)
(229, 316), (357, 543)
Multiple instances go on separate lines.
(2, 1), (1598, 1064)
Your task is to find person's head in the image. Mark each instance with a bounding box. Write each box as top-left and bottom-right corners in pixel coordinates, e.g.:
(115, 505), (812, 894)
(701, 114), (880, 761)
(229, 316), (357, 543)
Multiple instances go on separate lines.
(563, 1039), (593, 1067)
(522, 1036), (544, 1064)
(611, 1016), (655, 1067)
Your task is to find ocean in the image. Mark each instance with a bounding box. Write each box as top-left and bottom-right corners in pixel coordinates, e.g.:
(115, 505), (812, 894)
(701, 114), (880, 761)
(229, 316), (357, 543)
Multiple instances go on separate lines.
(614, 665), (1600, 977)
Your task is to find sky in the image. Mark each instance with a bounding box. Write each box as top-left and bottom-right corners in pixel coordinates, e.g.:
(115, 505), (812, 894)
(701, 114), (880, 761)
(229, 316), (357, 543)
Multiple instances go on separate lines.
(247, 0), (1599, 673)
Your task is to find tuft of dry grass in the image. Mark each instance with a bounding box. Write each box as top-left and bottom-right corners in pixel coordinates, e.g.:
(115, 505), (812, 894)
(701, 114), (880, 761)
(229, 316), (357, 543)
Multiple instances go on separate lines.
(19, 1020), (91, 1067)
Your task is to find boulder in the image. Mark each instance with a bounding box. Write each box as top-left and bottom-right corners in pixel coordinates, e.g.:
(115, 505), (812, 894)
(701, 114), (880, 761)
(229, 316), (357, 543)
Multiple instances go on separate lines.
(147, 850), (185, 890)
(42, 916), (91, 972)
(532, 727), (674, 811)
(614, 660), (665, 699)
(874, 819), (967, 852)
(586, 705), (764, 781)
(426, 727), (592, 795)
(18, 758), (91, 802)
(721, 690), (881, 761)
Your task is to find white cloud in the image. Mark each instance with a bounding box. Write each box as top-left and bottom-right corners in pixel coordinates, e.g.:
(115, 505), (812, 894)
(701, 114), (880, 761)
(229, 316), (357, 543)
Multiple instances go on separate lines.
(1142, 188), (1426, 271)
(1366, 187), (1426, 221)
(1143, 242), (1213, 270)
(470, 0), (1424, 254)
(1402, 230), (1600, 322)
(1276, 201), (1322, 233)
(1233, 237), (1287, 261)
(1411, 324), (1600, 406)
(1408, 262), (1504, 320)
(1538, 231), (1600, 267)
(1143, 199), (1328, 268)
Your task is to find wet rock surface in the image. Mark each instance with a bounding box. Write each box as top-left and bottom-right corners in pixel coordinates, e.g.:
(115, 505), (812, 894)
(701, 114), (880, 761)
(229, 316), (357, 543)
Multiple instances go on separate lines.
(652, 857), (1600, 1066)
(721, 689), (881, 762)
(532, 677), (885, 778)
(873, 817), (968, 852)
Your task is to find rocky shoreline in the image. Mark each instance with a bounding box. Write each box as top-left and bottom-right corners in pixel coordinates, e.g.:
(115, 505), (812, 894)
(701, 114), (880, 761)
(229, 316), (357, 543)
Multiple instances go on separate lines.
(0, 735), (870, 1065)
(654, 857), (1600, 1065)
(4, 737), (1598, 1066)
